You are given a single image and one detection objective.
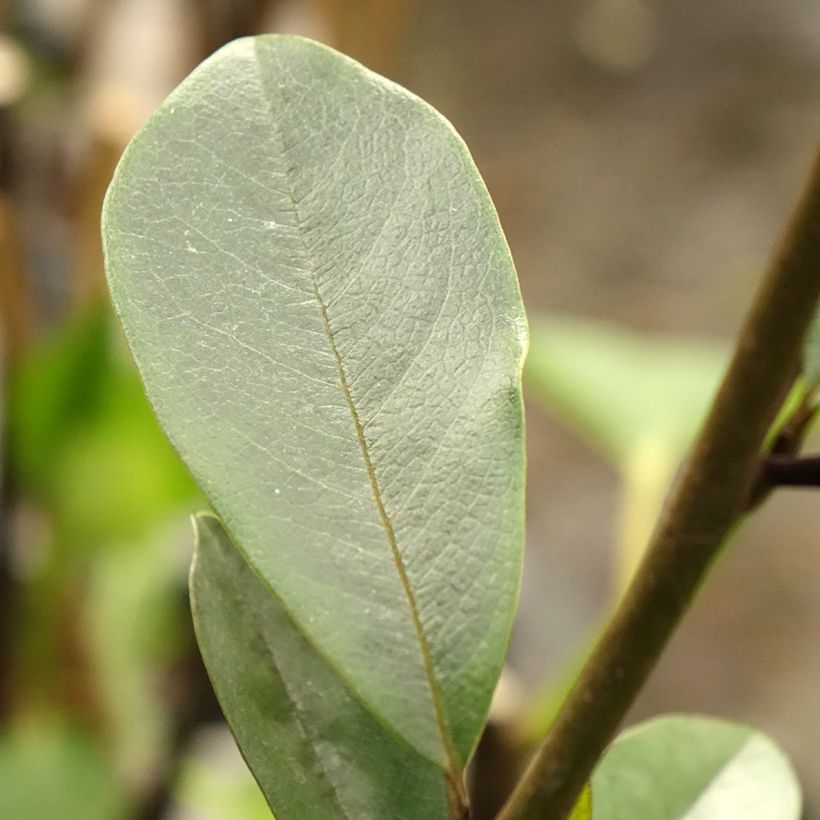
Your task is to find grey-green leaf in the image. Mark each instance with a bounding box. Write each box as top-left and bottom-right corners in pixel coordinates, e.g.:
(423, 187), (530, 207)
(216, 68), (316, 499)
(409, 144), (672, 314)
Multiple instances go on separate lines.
(102, 33), (526, 781)
(190, 513), (447, 820)
(589, 714), (801, 819)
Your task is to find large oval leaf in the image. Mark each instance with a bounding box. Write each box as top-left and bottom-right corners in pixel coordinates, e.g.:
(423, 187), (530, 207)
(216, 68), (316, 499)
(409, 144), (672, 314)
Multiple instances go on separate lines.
(102, 34), (526, 789)
(589, 714), (801, 819)
(191, 513), (448, 819)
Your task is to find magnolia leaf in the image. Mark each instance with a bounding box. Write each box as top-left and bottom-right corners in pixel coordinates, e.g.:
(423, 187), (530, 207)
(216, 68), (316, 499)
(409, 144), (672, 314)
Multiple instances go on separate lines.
(589, 714), (801, 819)
(103, 33), (526, 805)
(191, 514), (447, 819)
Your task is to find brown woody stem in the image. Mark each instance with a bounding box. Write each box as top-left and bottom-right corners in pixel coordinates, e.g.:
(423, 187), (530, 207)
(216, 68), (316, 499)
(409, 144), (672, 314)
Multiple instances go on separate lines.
(762, 453), (820, 487)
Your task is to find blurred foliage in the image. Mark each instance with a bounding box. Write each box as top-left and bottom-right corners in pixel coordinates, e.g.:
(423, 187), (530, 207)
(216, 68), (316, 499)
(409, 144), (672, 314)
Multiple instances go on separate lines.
(172, 727), (271, 820)
(8, 307), (197, 548)
(0, 719), (127, 820)
(1, 305), (203, 817)
(84, 521), (191, 791)
(525, 315), (728, 468)
(568, 785), (592, 820)
(519, 316), (727, 745)
(803, 310), (820, 386)
(525, 315), (728, 586)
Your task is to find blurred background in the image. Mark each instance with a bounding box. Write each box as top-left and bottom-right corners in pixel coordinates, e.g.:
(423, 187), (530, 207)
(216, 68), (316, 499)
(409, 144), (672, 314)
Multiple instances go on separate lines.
(2, 1), (820, 817)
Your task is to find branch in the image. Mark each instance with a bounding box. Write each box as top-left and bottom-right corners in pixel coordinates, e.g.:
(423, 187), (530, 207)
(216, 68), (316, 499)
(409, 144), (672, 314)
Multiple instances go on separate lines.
(498, 144), (820, 820)
(762, 453), (820, 487)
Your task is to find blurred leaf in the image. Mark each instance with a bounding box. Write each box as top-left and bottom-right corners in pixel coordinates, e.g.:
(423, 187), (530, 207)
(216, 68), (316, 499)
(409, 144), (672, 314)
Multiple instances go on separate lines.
(50, 367), (197, 545)
(523, 316), (730, 663)
(589, 714), (801, 819)
(8, 307), (109, 493)
(569, 784), (592, 820)
(191, 513), (447, 820)
(518, 320), (727, 746)
(525, 316), (727, 466)
(85, 520), (190, 790)
(0, 720), (127, 820)
(173, 724), (272, 820)
(8, 307), (198, 722)
(803, 310), (820, 386)
(8, 306), (198, 546)
(103, 33), (526, 781)
(174, 725), (272, 820)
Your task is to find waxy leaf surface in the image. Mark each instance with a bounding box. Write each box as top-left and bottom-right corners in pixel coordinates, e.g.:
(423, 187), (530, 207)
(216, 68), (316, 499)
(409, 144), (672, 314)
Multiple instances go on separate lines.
(103, 34), (526, 789)
(191, 514), (447, 819)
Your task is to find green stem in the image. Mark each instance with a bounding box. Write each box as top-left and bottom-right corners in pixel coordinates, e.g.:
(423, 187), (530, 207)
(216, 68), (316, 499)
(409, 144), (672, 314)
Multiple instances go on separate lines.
(497, 143), (820, 820)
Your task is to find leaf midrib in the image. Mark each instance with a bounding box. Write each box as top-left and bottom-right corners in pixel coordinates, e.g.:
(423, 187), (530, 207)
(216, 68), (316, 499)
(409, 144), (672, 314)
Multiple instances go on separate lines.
(250, 40), (464, 796)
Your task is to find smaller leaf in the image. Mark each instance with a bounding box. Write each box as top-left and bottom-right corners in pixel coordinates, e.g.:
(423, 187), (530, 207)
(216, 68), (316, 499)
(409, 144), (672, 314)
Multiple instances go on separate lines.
(190, 513), (448, 820)
(589, 714), (801, 819)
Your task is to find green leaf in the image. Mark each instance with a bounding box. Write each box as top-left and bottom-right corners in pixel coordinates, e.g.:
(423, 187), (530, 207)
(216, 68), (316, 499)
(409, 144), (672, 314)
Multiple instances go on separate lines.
(803, 309), (820, 385)
(50, 367), (198, 545)
(173, 725), (272, 820)
(191, 513), (447, 819)
(8, 307), (198, 546)
(589, 714), (801, 819)
(569, 784), (592, 820)
(0, 721), (127, 820)
(524, 315), (728, 593)
(103, 32), (525, 789)
(85, 521), (190, 788)
(8, 308), (110, 495)
(525, 316), (726, 465)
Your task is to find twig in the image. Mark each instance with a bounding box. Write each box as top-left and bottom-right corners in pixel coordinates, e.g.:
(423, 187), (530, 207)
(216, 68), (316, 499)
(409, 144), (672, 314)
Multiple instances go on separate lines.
(761, 453), (820, 487)
(497, 143), (820, 820)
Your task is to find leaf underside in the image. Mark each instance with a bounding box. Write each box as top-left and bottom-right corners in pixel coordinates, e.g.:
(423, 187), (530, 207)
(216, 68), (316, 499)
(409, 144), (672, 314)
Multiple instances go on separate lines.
(590, 714), (801, 819)
(191, 513), (447, 819)
(103, 34), (526, 812)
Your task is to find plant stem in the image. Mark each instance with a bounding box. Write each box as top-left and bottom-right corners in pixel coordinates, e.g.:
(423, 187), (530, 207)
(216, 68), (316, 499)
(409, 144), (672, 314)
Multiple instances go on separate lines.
(497, 144), (820, 820)
(761, 454), (820, 487)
